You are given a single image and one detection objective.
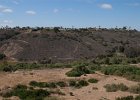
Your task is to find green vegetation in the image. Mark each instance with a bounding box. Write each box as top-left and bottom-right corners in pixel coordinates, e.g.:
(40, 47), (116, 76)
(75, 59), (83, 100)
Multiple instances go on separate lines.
(104, 84), (118, 92)
(1, 84), (50, 100)
(44, 97), (61, 100)
(101, 65), (140, 81)
(1, 83), (66, 100)
(104, 83), (128, 92)
(29, 81), (57, 88)
(116, 96), (134, 100)
(46, 63), (72, 68)
(56, 81), (67, 87)
(0, 62), (43, 72)
(66, 64), (95, 77)
(0, 53), (6, 60)
(129, 84), (140, 94)
(104, 83), (140, 94)
(66, 66), (89, 77)
(78, 80), (89, 87)
(116, 95), (140, 100)
(68, 80), (89, 88)
(69, 80), (77, 87)
(65, 61), (140, 82)
(135, 95), (140, 100)
(88, 78), (98, 83)
(94, 56), (140, 65)
(30, 79), (90, 89)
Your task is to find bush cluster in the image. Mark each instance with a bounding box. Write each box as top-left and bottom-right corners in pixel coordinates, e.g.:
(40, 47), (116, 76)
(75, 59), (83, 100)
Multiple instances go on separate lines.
(2, 84), (50, 100)
(94, 56), (140, 65)
(104, 83), (140, 94)
(29, 81), (57, 88)
(68, 80), (89, 88)
(101, 65), (140, 81)
(30, 79), (90, 89)
(88, 78), (98, 83)
(0, 62), (43, 72)
(116, 95), (140, 100)
(0, 53), (6, 60)
(104, 83), (128, 92)
(66, 64), (95, 77)
(129, 84), (140, 94)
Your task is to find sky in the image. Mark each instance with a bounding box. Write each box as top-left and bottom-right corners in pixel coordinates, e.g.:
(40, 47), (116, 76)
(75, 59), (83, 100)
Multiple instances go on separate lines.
(0, 0), (140, 30)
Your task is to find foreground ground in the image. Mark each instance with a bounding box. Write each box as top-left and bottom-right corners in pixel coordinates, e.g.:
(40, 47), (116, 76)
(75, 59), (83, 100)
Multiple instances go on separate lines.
(0, 67), (139, 100)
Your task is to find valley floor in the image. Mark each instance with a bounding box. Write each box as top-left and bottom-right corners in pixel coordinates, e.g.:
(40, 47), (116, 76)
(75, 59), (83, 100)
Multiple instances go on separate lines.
(0, 68), (139, 100)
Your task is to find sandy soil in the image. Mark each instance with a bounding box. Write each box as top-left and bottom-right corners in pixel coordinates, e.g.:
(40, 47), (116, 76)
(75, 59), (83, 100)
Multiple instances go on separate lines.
(0, 68), (139, 100)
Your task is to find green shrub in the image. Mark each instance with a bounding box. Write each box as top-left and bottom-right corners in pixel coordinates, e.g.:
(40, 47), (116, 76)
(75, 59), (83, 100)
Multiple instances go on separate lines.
(47, 63), (72, 68)
(110, 57), (122, 64)
(104, 84), (118, 92)
(29, 81), (57, 88)
(116, 96), (134, 100)
(88, 78), (98, 83)
(56, 81), (67, 87)
(68, 80), (89, 88)
(66, 69), (82, 77)
(66, 65), (92, 77)
(1, 84), (50, 100)
(129, 84), (140, 94)
(29, 81), (47, 88)
(101, 65), (140, 81)
(44, 97), (60, 100)
(118, 83), (129, 91)
(69, 80), (76, 87)
(104, 83), (128, 92)
(29, 81), (38, 87)
(47, 82), (57, 88)
(2, 65), (17, 72)
(0, 53), (6, 60)
(73, 80), (89, 88)
(135, 95), (140, 100)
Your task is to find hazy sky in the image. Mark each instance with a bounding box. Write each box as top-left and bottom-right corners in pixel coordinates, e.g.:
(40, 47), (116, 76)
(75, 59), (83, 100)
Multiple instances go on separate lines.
(0, 0), (140, 30)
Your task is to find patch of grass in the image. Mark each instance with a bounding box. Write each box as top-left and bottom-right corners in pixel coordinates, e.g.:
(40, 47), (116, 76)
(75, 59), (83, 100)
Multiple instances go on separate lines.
(129, 84), (140, 94)
(104, 83), (140, 94)
(101, 65), (140, 82)
(68, 80), (89, 88)
(118, 83), (129, 91)
(116, 95), (140, 100)
(29, 81), (39, 87)
(1, 84), (50, 100)
(78, 80), (89, 87)
(56, 81), (67, 87)
(116, 96), (134, 100)
(88, 78), (98, 83)
(0, 62), (43, 72)
(47, 82), (57, 88)
(104, 84), (118, 92)
(47, 63), (72, 68)
(104, 83), (128, 92)
(69, 80), (76, 87)
(66, 65), (94, 77)
(44, 97), (61, 100)
(135, 95), (140, 100)
(29, 81), (57, 88)
(1, 84), (66, 100)
(0, 53), (6, 60)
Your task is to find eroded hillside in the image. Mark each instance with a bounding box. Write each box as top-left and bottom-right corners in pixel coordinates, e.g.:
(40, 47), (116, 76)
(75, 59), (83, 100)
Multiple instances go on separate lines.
(0, 28), (140, 62)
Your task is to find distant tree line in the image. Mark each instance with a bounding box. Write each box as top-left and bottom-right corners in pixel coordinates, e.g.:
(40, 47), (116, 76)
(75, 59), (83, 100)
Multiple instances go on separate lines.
(0, 26), (138, 33)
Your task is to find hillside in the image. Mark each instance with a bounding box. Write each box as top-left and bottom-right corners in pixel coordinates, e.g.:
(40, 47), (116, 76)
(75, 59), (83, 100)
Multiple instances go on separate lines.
(0, 27), (140, 62)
